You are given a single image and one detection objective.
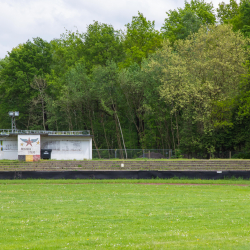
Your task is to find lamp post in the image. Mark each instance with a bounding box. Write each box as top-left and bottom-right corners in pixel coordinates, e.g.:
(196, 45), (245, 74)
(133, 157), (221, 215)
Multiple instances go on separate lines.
(8, 111), (19, 133)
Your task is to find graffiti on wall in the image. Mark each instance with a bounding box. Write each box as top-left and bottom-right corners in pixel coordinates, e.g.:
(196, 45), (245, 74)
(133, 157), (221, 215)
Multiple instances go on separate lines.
(41, 141), (60, 151)
(2, 141), (18, 151)
(18, 135), (41, 162)
(41, 140), (82, 151)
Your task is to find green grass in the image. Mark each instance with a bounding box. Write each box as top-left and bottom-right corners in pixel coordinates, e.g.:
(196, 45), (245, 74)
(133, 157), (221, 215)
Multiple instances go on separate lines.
(1, 180), (250, 249)
(0, 160), (22, 164)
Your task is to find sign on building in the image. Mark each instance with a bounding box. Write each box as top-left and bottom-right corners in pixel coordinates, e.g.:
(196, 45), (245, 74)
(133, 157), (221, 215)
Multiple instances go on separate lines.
(18, 135), (41, 161)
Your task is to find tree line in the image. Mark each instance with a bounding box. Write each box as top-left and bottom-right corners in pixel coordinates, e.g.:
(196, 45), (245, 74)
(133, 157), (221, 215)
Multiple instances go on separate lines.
(1, 0), (250, 157)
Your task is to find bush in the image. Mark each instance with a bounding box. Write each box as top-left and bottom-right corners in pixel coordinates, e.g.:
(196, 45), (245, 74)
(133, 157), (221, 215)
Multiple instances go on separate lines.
(232, 152), (250, 159)
(171, 149), (183, 159)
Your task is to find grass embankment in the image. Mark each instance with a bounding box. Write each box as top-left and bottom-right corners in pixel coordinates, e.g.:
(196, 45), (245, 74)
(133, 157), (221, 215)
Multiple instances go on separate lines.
(1, 180), (250, 249)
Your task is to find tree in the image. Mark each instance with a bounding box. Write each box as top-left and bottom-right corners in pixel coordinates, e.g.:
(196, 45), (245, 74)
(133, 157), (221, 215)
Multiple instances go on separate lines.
(161, 0), (216, 43)
(30, 77), (49, 130)
(92, 61), (128, 158)
(239, 0), (250, 36)
(217, 0), (250, 36)
(181, 24), (248, 153)
(83, 21), (124, 72)
(121, 12), (163, 67)
(50, 29), (85, 77)
(48, 63), (105, 156)
(217, 0), (239, 24)
(147, 25), (249, 154)
(118, 63), (146, 146)
(0, 38), (52, 129)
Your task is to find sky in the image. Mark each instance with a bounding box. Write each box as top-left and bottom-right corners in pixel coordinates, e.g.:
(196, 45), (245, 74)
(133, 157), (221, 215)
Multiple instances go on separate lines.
(0, 0), (230, 59)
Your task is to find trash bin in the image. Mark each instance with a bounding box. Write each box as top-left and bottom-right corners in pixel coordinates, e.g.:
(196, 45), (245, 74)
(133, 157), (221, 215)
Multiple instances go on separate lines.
(41, 149), (52, 159)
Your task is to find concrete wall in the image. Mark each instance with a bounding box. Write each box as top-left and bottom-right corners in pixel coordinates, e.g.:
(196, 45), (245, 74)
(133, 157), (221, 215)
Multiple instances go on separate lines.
(0, 136), (92, 160)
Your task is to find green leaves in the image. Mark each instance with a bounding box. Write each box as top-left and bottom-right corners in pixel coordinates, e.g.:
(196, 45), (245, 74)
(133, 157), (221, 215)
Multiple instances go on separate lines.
(161, 0), (215, 43)
(0, 38), (52, 129)
(50, 29), (85, 77)
(147, 24), (250, 152)
(217, 0), (239, 24)
(122, 12), (162, 67)
(83, 21), (123, 72)
(217, 0), (250, 36)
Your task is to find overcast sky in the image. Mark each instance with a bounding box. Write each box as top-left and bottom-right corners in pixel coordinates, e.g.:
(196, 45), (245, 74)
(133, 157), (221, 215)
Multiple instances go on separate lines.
(0, 0), (230, 59)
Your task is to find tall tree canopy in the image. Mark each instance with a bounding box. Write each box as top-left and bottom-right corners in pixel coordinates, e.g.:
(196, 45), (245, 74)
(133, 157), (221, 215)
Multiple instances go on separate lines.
(0, 38), (52, 129)
(217, 0), (250, 36)
(147, 24), (249, 153)
(122, 12), (162, 67)
(161, 0), (216, 43)
(83, 21), (124, 72)
(50, 30), (85, 77)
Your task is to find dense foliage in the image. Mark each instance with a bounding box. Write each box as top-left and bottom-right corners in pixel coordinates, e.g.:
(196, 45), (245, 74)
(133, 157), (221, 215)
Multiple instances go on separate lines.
(1, 0), (250, 156)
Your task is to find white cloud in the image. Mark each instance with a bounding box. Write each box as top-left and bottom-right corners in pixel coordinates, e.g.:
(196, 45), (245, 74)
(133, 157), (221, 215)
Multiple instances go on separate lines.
(0, 0), (230, 58)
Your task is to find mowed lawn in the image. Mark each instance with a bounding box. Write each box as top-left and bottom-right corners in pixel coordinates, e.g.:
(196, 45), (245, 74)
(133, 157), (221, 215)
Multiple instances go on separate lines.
(1, 182), (250, 249)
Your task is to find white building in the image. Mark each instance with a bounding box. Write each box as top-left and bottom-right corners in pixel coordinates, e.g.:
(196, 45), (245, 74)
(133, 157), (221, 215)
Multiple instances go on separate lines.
(0, 129), (92, 161)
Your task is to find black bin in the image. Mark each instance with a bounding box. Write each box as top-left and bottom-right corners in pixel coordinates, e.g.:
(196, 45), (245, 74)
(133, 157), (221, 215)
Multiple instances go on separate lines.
(41, 149), (52, 159)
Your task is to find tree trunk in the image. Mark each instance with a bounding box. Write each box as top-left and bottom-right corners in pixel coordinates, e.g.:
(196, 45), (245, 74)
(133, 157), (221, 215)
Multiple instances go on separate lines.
(89, 111), (101, 159)
(175, 111), (180, 148)
(112, 100), (127, 159)
(116, 112), (127, 159)
(101, 113), (110, 158)
(114, 113), (124, 159)
(170, 114), (176, 151)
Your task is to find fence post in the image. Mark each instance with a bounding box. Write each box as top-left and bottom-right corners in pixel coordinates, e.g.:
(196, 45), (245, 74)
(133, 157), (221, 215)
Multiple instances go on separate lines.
(115, 149), (117, 159)
(143, 149), (145, 158)
(229, 151), (231, 159)
(169, 150), (171, 159)
(149, 150), (150, 159)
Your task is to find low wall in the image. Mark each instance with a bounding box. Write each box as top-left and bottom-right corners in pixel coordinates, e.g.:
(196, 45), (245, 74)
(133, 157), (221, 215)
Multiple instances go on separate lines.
(1, 171), (250, 180)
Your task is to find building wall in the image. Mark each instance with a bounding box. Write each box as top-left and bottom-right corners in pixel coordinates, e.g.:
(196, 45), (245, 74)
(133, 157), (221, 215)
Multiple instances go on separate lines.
(0, 138), (18, 160)
(0, 136), (92, 160)
(41, 136), (92, 160)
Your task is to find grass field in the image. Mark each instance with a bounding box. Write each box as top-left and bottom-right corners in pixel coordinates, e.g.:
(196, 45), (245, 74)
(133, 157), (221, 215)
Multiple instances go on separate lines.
(1, 180), (250, 249)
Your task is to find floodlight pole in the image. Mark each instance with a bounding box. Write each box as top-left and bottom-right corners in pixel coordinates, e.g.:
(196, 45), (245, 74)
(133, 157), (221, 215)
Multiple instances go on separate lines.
(8, 111), (19, 133)
(12, 116), (16, 133)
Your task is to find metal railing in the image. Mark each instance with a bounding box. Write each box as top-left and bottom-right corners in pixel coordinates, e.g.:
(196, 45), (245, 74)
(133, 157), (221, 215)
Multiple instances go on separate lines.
(93, 149), (246, 159)
(0, 129), (90, 136)
(93, 149), (173, 159)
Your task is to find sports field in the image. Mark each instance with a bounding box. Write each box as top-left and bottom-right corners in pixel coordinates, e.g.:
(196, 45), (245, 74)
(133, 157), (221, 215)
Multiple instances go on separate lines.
(1, 180), (250, 249)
